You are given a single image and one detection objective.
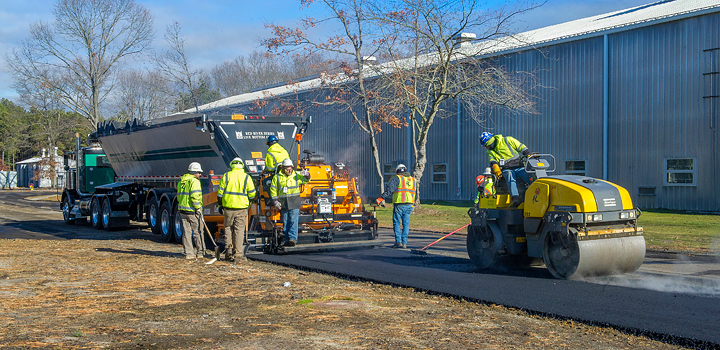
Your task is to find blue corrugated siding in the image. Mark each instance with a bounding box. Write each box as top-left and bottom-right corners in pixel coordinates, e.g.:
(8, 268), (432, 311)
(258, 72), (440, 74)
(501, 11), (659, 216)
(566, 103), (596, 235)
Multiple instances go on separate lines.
(201, 10), (720, 211)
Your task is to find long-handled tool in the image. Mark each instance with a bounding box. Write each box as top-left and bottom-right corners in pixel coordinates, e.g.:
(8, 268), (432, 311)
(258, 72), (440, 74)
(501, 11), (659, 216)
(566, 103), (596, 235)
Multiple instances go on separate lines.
(411, 223), (470, 255)
(199, 213), (221, 264)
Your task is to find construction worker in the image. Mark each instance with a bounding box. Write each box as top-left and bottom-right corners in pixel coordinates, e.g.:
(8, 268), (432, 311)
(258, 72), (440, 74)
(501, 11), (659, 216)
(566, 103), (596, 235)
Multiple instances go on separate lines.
(177, 162), (205, 260)
(376, 164), (417, 249)
(217, 157), (256, 262)
(270, 159), (311, 246)
(479, 132), (533, 207)
(264, 135), (290, 173)
(474, 167), (496, 207)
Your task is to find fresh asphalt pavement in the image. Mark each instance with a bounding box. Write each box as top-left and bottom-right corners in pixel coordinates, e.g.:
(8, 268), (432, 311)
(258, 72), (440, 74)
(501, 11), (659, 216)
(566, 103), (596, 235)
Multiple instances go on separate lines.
(249, 229), (720, 347)
(2, 190), (719, 347)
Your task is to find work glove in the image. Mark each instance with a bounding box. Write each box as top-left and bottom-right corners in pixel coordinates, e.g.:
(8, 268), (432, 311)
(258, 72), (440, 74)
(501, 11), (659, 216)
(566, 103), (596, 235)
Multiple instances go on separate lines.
(375, 197), (386, 207)
(273, 201), (282, 211)
(301, 169), (310, 177)
(491, 164), (502, 178)
(195, 208), (202, 218)
(218, 206), (224, 215)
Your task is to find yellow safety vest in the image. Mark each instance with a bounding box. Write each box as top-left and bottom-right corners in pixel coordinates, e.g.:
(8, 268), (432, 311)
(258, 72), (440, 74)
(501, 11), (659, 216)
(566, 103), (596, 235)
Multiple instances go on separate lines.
(265, 143), (290, 172)
(474, 176), (495, 204)
(486, 135), (528, 169)
(218, 166), (256, 209)
(177, 173), (202, 212)
(392, 174), (417, 204)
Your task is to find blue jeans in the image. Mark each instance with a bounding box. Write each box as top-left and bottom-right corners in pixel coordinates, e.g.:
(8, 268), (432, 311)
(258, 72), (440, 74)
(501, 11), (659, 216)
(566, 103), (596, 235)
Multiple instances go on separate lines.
(503, 167), (532, 198)
(281, 208), (299, 243)
(393, 204), (414, 245)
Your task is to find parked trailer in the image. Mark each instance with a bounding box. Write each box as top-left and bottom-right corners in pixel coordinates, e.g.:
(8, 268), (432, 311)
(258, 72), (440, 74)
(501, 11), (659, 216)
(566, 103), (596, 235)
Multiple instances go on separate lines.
(61, 114), (378, 253)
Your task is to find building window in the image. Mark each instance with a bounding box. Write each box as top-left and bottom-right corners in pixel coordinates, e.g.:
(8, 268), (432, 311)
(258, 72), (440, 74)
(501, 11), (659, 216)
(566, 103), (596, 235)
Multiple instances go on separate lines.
(383, 164), (395, 183)
(565, 160), (586, 176)
(431, 163), (448, 183)
(638, 187), (656, 196)
(664, 158), (696, 186)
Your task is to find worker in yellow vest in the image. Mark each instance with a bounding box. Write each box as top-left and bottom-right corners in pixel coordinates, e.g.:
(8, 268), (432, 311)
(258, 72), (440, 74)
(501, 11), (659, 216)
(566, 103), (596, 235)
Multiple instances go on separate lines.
(264, 135), (290, 173)
(376, 164), (417, 249)
(177, 162), (205, 260)
(217, 157), (256, 262)
(474, 167), (496, 208)
(479, 132), (533, 207)
(270, 159), (310, 246)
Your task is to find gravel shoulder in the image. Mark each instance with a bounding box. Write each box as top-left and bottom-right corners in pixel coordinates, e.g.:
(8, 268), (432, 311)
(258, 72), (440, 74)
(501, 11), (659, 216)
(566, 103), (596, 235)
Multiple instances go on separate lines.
(0, 203), (687, 349)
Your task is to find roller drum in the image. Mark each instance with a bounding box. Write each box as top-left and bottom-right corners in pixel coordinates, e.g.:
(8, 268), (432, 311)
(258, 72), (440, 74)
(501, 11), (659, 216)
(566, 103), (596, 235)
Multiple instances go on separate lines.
(543, 233), (646, 280)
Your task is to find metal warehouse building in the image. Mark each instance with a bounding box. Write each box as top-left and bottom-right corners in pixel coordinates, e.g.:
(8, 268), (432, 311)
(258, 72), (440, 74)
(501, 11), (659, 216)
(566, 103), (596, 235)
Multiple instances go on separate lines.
(195, 0), (720, 212)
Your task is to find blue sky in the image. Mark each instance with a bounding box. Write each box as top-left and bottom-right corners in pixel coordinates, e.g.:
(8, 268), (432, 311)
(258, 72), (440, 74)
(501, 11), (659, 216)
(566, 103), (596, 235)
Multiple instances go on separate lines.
(0, 0), (653, 102)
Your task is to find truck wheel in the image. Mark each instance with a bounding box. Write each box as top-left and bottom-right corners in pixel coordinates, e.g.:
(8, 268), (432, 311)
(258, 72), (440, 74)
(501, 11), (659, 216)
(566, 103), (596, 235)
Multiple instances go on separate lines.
(91, 198), (104, 230)
(62, 197), (75, 225)
(159, 201), (173, 242)
(172, 206), (184, 244)
(102, 198), (114, 231)
(466, 224), (498, 270)
(148, 197), (161, 235)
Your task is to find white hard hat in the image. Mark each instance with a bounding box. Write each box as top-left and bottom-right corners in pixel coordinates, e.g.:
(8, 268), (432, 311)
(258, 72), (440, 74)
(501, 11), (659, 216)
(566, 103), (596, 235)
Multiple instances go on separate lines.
(230, 157), (243, 165)
(281, 158), (294, 167)
(395, 164), (407, 173)
(483, 167), (492, 175)
(188, 162), (203, 173)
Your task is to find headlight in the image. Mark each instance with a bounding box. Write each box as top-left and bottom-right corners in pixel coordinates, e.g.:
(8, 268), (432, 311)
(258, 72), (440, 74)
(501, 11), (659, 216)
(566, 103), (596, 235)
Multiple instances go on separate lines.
(620, 212), (629, 219)
(592, 214), (603, 221)
(586, 214), (593, 221)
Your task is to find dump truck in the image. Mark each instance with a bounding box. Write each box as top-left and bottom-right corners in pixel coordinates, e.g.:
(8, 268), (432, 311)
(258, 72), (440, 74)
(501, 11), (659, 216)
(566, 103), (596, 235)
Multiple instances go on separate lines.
(61, 113), (378, 253)
(467, 154), (645, 279)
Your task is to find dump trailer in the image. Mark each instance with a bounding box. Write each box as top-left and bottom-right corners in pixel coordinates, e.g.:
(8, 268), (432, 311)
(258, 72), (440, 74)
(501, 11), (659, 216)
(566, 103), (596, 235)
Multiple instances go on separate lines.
(467, 155), (645, 279)
(61, 114), (378, 252)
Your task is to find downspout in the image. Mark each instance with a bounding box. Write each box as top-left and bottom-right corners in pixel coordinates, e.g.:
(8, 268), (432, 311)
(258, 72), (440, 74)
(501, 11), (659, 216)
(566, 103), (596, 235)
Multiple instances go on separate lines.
(603, 34), (609, 180)
(457, 98), (462, 197)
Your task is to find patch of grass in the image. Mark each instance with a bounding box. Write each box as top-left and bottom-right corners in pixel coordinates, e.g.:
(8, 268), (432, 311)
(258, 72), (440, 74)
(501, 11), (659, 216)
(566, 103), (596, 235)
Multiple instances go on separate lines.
(371, 201), (719, 254)
(297, 299), (314, 305)
(372, 201), (473, 233)
(638, 210), (720, 254)
(70, 329), (84, 337)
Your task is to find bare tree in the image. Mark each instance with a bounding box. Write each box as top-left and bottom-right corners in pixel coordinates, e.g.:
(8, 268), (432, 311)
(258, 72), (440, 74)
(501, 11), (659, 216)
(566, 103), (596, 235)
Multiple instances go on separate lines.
(114, 69), (173, 121)
(155, 22), (205, 113)
(373, 0), (540, 185)
(210, 51), (331, 97)
(6, 0), (154, 128)
(263, 0), (407, 193)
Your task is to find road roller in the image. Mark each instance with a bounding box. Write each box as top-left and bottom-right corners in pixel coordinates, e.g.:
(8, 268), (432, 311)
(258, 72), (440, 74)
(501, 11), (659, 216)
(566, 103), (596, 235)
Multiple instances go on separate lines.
(467, 155), (645, 279)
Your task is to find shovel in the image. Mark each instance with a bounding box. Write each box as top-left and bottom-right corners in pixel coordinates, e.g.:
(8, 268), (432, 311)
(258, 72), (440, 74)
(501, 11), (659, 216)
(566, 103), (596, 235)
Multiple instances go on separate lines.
(410, 223), (470, 255)
(199, 213), (221, 264)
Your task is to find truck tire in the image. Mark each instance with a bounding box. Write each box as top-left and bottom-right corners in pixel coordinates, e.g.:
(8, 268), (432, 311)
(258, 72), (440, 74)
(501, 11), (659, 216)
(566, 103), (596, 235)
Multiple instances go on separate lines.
(102, 198), (114, 231)
(62, 197), (75, 225)
(148, 197), (161, 235)
(172, 205), (184, 244)
(91, 198), (104, 230)
(159, 201), (173, 242)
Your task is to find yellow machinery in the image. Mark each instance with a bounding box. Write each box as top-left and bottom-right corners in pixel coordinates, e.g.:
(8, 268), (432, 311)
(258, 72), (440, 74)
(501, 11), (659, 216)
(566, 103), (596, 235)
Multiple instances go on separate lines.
(467, 155), (645, 279)
(248, 150), (378, 253)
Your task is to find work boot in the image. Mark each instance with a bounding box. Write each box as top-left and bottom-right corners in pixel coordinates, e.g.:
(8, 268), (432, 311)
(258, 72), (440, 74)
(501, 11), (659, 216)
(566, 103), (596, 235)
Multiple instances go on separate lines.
(285, 240), (296, 247)
(392, 242), (402, 248)
(401, 244), (407, 249)
(185, 255), (195, 260)
(510, 196), (522, 208)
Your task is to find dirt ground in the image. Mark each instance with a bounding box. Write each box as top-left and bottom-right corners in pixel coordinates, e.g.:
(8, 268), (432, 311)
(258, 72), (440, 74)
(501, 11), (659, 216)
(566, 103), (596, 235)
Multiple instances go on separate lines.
(0, 204), (688, 349)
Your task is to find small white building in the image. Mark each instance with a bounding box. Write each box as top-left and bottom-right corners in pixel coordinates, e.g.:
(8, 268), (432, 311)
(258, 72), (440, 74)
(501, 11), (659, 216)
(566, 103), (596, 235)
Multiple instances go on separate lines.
(15, 148), (69, 189)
